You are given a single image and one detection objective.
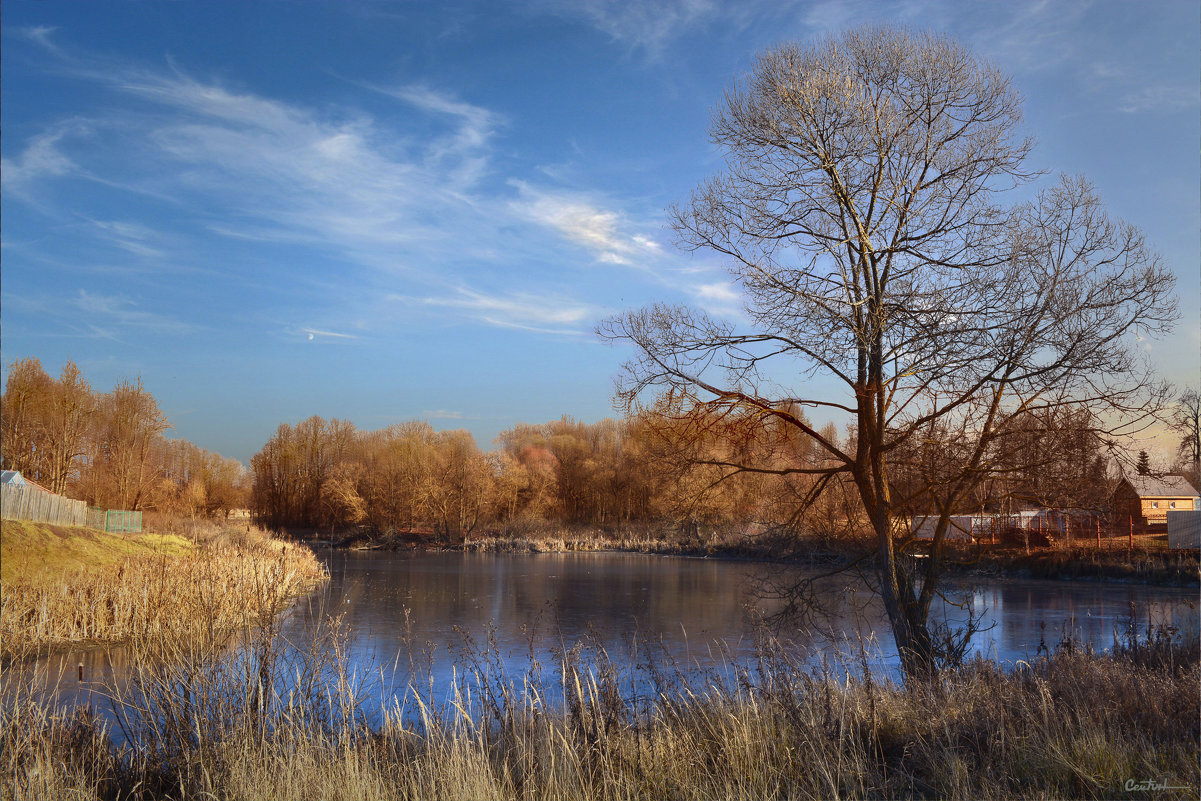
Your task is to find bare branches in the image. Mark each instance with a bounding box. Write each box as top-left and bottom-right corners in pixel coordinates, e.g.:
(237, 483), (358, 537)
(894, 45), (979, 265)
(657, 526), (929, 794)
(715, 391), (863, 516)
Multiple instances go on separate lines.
(600, 25), (1178, 680)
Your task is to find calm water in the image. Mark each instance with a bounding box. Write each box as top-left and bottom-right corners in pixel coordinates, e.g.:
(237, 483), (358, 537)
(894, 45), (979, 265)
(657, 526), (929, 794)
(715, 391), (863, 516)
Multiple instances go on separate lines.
(39, 550), (1200, 709)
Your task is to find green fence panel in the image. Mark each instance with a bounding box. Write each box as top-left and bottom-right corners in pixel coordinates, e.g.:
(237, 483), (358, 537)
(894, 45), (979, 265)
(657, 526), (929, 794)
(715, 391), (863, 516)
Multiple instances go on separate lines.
(86, 507), (142, 533)
(104, 509), (142, 533)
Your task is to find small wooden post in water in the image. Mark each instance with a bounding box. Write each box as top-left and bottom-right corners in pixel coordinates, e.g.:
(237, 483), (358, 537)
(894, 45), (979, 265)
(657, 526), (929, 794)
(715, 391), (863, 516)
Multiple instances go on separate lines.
(77, 662), (83, 682)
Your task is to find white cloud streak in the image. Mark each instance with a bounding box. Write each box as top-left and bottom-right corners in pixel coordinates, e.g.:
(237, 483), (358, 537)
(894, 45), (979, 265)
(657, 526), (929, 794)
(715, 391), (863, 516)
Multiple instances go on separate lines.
(3, 30), (728, 338)
(509, 181), (663, 267)
(72, 290), (194, 335)
(0, 126), (78, 197)
(302, 327), (360, 340)
(392, 286), (602, 335)
(533, 0), (729, 55)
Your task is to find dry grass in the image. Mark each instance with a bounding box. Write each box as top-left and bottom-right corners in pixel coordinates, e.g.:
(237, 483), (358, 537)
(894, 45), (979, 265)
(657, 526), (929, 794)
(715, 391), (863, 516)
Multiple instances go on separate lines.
(1, 616), (1196, 801)
(0, 519), (193, 585)
(961, 541), (1200, 585)
(0, 519), (327, 661)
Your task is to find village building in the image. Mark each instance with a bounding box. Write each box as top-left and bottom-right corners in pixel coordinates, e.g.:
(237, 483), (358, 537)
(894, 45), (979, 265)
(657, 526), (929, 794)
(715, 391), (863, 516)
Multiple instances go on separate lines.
(1110, 475), (1200, 529)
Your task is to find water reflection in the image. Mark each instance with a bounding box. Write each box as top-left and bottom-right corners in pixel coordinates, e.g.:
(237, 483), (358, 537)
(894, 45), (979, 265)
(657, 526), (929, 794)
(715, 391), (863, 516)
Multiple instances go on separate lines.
(34, 551), (1199, 710)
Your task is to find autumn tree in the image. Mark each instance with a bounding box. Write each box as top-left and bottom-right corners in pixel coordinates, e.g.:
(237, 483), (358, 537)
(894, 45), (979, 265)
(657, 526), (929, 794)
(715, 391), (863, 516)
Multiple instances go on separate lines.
(0, 359), (97, 494)
(601, 27), (1176, 679)
(85, 379), (171, 510)
(359, 422), (436, 532)
(1, 358), (52, 479)
(426, 430), (489, 541)
(2, 358), (252, 516)
(494, 423), (559, 522)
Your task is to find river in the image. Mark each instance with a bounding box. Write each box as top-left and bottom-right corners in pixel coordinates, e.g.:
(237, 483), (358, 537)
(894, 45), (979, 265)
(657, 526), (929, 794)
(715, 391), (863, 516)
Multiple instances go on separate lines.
(40, 549), (1198, 713)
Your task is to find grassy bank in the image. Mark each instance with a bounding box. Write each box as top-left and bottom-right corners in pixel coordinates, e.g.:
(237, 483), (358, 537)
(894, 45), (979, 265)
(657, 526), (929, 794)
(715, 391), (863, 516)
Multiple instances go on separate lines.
(0, 518), (327, 661)
(1, 620), (1196, 800)
(326, 523), (1200, 586)
(957, 542), (1200, 585)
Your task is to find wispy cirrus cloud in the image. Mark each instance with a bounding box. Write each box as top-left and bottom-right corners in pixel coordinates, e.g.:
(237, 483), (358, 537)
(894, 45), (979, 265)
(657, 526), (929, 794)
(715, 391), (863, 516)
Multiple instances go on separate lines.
(391, 286), (603, 335)
(532, 0), (731, 55)
(78, 217), (168, 259)
(8, 31), (503, 274)
(370, 83), (503, 185)
(72, 290), (194, 335)
(1115, 85), (1201, 114)
(3, 26), (723, 342)
(0, 125), (79, 198)
(509, 181), (663, 267)
(689, 280), (743, 317)
(11, 25), (63, 55)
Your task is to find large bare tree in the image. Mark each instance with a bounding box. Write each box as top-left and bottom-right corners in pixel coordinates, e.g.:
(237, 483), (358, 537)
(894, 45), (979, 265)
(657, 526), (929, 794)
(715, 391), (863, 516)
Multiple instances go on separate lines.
(600, 27), (1176, 679)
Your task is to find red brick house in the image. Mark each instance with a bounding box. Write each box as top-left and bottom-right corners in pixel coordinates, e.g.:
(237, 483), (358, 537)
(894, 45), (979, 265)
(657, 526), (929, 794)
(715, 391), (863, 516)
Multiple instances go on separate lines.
(1111, 475), (1199, 529)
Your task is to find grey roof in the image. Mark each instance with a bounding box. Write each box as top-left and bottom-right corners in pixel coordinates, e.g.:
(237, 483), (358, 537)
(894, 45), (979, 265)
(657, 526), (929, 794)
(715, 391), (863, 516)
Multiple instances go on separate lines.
(0, 470), (26, 486)
(1122, 474), (1200, 498)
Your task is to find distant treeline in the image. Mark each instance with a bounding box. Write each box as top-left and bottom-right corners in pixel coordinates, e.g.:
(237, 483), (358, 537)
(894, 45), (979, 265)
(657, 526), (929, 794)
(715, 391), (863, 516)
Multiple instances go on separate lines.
(248, 404), (856, 537)
(1, 359), (246, 516)
(249, 400), (1128, 539)
(2, 357), (1125, 537)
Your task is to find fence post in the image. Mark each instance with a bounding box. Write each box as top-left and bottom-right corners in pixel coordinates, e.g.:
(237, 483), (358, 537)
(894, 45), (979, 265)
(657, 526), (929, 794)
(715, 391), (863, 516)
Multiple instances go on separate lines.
(1129, 516), (1134, 552)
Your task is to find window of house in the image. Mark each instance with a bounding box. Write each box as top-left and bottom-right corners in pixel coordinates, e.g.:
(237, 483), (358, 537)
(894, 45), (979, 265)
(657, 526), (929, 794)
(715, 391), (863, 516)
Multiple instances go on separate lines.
(1151, 501), (1159, 509)
(1169, 501), (1176, 509)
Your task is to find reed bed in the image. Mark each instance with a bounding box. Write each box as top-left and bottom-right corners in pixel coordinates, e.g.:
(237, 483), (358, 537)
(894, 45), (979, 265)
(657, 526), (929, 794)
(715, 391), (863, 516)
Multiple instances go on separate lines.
(0, 523), (327, 661)
(1, 613), (1196, 801)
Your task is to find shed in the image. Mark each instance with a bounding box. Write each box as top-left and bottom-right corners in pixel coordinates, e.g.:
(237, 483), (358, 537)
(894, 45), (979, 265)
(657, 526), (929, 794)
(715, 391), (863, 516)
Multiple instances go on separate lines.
(1111, 475), (1199, 528)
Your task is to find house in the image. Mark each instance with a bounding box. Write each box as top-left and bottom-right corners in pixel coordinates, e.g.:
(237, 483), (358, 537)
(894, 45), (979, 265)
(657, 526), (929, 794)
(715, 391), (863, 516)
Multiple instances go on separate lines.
(1111, 475), (1200, 529)
(0, 470), (51, 493)
(0, 471), (26, 487)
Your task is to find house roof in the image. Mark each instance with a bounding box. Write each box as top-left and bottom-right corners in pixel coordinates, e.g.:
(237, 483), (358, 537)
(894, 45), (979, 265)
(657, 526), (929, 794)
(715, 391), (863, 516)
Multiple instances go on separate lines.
(0, 470), (27, 486)
(1121, 474), (1200, 498)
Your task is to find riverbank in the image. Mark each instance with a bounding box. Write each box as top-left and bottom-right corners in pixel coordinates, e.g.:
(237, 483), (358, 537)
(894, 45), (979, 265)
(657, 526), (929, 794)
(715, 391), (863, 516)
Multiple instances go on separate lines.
(321, 524), (1201, 587)
(2, 620), (1196, 800)
(0, 518), (327, 661)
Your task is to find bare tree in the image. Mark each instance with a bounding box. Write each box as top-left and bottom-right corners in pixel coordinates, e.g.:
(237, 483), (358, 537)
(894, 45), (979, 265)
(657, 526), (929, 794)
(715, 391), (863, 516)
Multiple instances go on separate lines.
(600, 26), (1176, 679)
(1169, 387), (1200, 473)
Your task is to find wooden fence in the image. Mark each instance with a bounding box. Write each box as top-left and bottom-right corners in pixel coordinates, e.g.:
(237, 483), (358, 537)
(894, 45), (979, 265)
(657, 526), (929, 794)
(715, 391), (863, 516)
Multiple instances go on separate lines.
(1, 484), (142, 533)
(1, 483), (88, 527)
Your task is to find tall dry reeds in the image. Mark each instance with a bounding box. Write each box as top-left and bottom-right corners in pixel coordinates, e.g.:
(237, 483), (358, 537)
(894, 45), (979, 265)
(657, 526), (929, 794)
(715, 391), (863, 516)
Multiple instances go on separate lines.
(0, 522), (326, 661)
(2, 615), (1196, 801)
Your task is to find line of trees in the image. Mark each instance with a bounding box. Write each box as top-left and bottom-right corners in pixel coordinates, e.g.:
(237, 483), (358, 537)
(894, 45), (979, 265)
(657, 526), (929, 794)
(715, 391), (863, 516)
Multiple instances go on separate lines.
(1, 358), (247, 516)
(248, 408), (857, 538)
(5, 355), (1149, 540)
(246, 397), (1134, 543)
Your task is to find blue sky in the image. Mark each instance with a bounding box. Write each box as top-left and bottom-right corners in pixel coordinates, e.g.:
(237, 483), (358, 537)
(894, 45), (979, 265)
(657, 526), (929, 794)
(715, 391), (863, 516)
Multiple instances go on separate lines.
(3, 0), (1198, 464)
